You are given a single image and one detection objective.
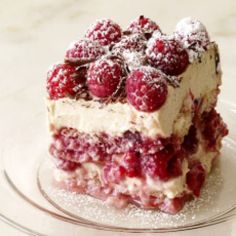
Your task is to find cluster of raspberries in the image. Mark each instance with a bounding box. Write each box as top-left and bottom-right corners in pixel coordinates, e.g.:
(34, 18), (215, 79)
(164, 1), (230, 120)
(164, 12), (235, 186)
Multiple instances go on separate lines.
(47, 16), (209, 112)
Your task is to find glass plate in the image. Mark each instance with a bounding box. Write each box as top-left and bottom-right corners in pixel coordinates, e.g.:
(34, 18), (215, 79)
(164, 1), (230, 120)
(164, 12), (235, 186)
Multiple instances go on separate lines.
(1, 91), (236, 234)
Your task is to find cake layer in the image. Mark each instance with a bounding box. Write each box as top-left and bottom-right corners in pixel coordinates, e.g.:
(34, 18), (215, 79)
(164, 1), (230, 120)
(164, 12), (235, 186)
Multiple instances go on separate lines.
(47, 43), (220, 138)
(53, 134), (220, 214)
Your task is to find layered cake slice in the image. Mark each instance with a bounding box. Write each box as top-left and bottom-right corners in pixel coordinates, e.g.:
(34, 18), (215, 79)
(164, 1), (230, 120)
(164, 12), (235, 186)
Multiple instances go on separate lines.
(46, 16), (228, 214)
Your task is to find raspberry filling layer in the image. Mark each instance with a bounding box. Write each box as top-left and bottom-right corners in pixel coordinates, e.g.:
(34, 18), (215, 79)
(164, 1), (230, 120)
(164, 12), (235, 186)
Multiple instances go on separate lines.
(50, 109), (228, 213)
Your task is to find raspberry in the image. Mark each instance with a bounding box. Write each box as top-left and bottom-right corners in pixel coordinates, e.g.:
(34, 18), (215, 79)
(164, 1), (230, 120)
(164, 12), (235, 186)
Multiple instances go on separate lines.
(182, 125), (198, 154)
(186, 162), (205, 197)
(86, 19), (122, 46)
(202, 109), (228, 150)
(122, 151), (141, 177)
(141, 151), (172, 180)
(146, 36), (189, 75)
(47, 63), (86, 100)
(140, 144), (180, 180)
(175, 17), (210, 50)
(87, 57), (123, 98)
(55, 159), (80, 172)
(127, 15), (160, 35)
(125, 67), (167, 112)
(141, 154), (158, 177)
(167, 150), (185, 177)
(103, 162), (126, 184)
(65, 39), (105, 65)
(112, 33), (146, 53)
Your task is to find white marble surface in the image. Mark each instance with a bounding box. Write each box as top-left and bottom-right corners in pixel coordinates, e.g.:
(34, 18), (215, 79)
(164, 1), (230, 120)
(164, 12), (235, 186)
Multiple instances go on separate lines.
(0, 0), (236, 235)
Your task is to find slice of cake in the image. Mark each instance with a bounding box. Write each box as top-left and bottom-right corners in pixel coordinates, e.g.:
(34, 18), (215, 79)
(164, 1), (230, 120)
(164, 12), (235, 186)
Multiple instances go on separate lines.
(46, 16), (228, 214)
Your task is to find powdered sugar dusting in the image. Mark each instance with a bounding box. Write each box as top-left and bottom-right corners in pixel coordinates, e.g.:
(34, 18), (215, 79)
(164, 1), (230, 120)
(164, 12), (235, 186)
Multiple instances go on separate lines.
(113, 33), (146, 52)
(175, 17), (210, 62)
(175, 17), (208, 39)
(146, 34), (189, 75)
(86, 19), (122, 46)
(127, 15), (161, 35)
(87, 55), (124, 98)
(126, 66), (168, 112)
(122, 51), (146, 71)
(47, 63), (86, 99)
(65, 39), (105, 63)
(112, 33), (147, 71)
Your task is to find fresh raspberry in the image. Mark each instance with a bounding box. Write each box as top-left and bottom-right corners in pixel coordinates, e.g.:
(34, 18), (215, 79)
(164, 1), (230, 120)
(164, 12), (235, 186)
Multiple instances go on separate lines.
(146, 36), (189, 75)
(125, 66), (167, 112)
(182, 125), (199, 154)
(202, 109), (228, 150)
(86, 19), (122, 46)
(103, 162), (126, 184)
(175, 17), (210, 50)
(127, 15), (161, 35)
(186, 162), (205, 197)
(167, 150), (185, 177)
(141, 148), (174, 180)
(141, 154), (158, 178)
(87, 57), (123, 98)
(47, 63), (86, 100)
(112, 33), (146, 53)
(55, 159), (80, 172)
(65, 39), (105, 65)
(122, 151), (141, 177)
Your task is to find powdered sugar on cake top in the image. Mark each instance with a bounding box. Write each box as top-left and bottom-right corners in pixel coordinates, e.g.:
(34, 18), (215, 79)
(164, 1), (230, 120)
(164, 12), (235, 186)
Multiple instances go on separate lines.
(146, 34), (189, 76)
(122, 51), (146, 71)
(125, 66), (168, 112)
(65, 39), (105, 64)
(175, 17), (210, 62)
(127, 15), (161, 35)
(175, 17), (209, 40)
(86, 19), (122, 46)
(47, 63), (86, 99)
(112, 33), (147, 70)
(87, 56), (124, 98)
(112, 33), (146, 53)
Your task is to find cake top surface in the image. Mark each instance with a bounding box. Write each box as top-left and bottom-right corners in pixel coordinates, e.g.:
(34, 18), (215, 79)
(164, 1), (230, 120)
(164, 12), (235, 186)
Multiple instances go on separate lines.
(46, 16), (212, 113)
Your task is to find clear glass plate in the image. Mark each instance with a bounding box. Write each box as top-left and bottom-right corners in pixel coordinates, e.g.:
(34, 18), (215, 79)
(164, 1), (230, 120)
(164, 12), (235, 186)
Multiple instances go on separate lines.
(1, 91), (236, 234)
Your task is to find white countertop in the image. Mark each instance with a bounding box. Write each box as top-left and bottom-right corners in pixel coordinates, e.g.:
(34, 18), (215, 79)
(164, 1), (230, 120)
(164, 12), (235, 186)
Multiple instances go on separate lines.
(0, 0), (236, 235)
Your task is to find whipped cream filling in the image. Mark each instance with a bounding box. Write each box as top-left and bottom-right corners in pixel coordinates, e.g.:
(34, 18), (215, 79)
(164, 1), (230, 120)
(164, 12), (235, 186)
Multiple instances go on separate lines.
(47, 43), (221, 138)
